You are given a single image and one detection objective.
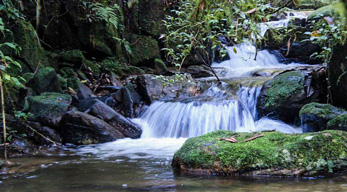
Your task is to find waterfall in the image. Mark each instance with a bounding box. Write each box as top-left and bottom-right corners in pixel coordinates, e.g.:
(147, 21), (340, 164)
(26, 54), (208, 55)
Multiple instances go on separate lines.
(133, 86), (268, 138)
(131, 14), (310, 138)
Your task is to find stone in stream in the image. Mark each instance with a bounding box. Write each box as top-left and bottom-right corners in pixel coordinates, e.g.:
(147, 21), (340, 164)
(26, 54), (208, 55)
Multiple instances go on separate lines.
(136, 74), (199, 104)
(257, 70), (324, 123)
(107, 114), (142, 139)
(300, 102), (347, 132)
(58, 111), (125, 145)
(25, 92), (72, 127)
(172, 130), (347, 177)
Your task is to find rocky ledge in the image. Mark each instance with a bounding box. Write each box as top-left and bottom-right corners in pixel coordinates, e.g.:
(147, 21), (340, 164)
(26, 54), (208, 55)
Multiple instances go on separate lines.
(172, 130), (347, 177)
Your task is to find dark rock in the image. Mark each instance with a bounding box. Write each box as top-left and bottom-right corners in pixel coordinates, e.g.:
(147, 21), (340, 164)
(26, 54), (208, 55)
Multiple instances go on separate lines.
(120, 84), (142, 118)
(58, 111), (124, 145)
(329, 44), (347, 109)
(257, 70), (323, 123)
(138, 0), (166, 36)
(25, 92), (72, 127)
(108, 114), (142, 139)
(172, 130), (347, 177)
(77, 98), (100, 112)
(26, 67), (63, 94)
(185, 65), (213, 78)
(136, 74), (199, 104)
(300, 103), (345, 132)
(89, 100), (119, 121)
(154, 58), (168, 74)
(67, 76), (94, 100)
(41, 126), (63, 144)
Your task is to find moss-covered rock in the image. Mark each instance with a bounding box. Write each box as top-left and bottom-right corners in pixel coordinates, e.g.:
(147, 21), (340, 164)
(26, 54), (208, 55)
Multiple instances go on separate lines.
(327, 114), (347, 131)
(138, 0), (166, 36)
(129, 34), (160, 66)
(172, 130), (347, 177)
(257, 71), (321, 123)
(7, 20), (48, 73)
(307, 3), (343, 21)
(271, 0), (337, 10)
(26, 67), (63, 94)
(300, 102), (345, 132)
(26, 92), (72, 127)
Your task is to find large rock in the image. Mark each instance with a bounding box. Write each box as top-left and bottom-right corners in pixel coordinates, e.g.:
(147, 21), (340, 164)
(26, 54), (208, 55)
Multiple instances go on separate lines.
(58, 111), (124, 145)
(300, 103), (347, 132)
(4, 19), (48, 73)
(88, 100), (120, 122)
(26, 67), (63, 94)
(172, 130), (347, 177)
(108, 113), (142, 139)
(129, 34), (160, 66)
(138, 0), (166, 36)
(329, 44), (347, 109)
(26, 92), (72, 127)
(136, 74), (199, 104)
(257, 70), (323, 123)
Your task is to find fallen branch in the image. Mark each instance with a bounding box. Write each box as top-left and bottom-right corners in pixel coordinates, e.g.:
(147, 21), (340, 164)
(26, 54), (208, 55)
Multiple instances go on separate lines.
(24, 123), (58, 147)
(241, 134), (265, 143)
(219, 137), (238, 143)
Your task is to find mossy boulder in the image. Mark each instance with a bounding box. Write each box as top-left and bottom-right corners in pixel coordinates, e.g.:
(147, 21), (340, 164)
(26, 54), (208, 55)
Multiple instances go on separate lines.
(6, 20), (48, 73)
(138, 0), (166, 36)
(26, 67), (63, 94)
(172, 130), (347, 177)
(26, 92), (72, 127)
(271, 0), (337, 10)
(300, 102), (346, 132)
(129, 34), (160, 66)
(327, 114), (347, 131)
(307, 3), (343, 21)
(257, 71), (321, 123)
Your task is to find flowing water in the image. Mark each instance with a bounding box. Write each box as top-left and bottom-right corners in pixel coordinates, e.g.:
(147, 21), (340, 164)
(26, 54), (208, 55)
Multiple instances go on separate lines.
(1, 14), (343, 192)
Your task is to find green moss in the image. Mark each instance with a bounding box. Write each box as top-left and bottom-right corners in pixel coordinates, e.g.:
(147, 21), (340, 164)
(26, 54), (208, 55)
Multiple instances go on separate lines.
(129, 34), (160, 65)
(327, 114), (347, 131)
(263, 71), (305, 109)
(11, 19), (48, 72)
(299, 102), (344, 118)
(101, 57), (145, 76)
(173, 130), (347, 176)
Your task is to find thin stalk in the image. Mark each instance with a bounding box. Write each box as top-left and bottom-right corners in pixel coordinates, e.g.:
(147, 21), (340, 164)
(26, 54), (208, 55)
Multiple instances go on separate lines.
(0, 72), (7, 161)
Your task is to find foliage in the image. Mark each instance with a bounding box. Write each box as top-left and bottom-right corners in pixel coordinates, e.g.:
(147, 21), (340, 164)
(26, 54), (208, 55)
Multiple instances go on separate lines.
(163, 0), (280, 72)
(80, 1), (132, 57)
(304, 2), (347, 103)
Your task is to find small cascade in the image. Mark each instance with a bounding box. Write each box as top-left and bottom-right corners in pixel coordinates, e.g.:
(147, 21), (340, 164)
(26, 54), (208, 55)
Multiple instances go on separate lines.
(133, 85), (267, 138)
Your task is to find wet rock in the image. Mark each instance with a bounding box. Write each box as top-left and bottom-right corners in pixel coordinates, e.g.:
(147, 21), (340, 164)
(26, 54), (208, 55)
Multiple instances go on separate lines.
(0, 137), (38, 157)
(108, 114), (142, 139)
(185, 65), (214, 78)
(89, 100), (119, 121)
(136, 74), (199, 104)
(25, 92), (72, 127)
(172, 130), (347, 177)
(26, 67), (63, 94)
(300, 103), (345, 132)
(257, 70), (323, 123)
(119, 84), (142, 118)
(58, 111), (124, 145)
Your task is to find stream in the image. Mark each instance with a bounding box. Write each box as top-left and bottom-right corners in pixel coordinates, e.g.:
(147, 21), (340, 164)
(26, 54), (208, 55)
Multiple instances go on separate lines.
(1, 13), (347, 191)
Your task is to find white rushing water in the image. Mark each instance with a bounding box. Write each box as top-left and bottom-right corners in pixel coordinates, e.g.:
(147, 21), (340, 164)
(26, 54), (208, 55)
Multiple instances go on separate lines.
(77, 15), (307, 159)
